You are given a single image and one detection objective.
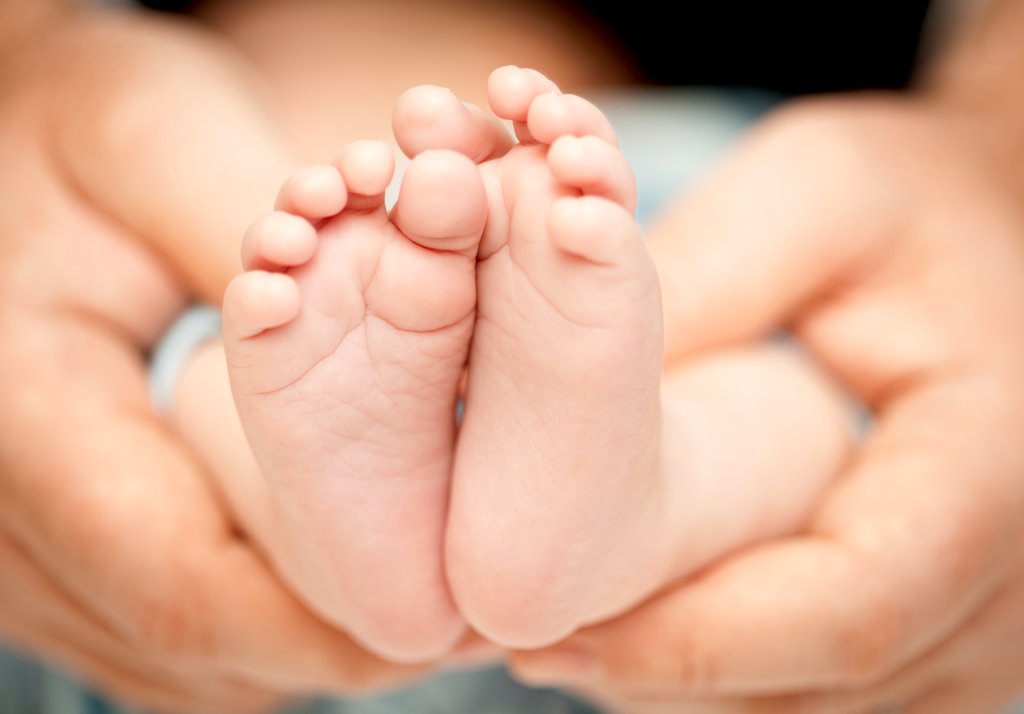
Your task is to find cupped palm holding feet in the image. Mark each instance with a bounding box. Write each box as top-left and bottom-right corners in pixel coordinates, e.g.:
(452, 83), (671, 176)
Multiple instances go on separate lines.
(212, 67), (852, 663)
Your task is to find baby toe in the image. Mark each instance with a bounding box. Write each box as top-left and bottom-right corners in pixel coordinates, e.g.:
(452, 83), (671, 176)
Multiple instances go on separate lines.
(548, 195), (642, 267)
(487, 65), (560, 122)
(333, 140), (395, 210)
(242, 212), (318, 271)
(275, 165), (347, 219)
(393, 86), (512, 162)
(223, 271), (301, 343)
(527, 93), (618, 146)
(548, 135), (637, 213)
(391, 150), (487, 253)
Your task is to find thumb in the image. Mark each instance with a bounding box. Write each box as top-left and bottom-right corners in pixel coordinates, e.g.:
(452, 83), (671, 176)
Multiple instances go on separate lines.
(648, 104), (899, 359)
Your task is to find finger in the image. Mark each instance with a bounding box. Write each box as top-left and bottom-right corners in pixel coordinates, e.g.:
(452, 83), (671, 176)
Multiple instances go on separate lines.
(803, 559), (1024, 714)
(50, 19), (297, 303)
(0, 538), (279, 714)
(0, 529), (129, 661)
(1, 317), (424, 693)
(647, 108), (895, 360)
(530, 106), (1024, 696)
(904, 679), (1021, 714)
(515, 380), (1024, 695)
(15, 643), (275, 713)
(1, 626), (279, 714)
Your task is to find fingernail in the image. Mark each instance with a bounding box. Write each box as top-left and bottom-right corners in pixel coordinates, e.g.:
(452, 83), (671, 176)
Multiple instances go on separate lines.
(512, 646), (599, 684)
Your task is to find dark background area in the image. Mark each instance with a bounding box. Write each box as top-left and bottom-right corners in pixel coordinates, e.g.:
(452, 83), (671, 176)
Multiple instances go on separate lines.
(567, 0), (934, 93)
(140, 0), (934, 95)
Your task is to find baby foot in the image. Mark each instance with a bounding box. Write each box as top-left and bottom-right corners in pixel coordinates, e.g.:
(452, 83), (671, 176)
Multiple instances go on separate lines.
(395, 69), (665, 648)
(223, 141), (486, 662)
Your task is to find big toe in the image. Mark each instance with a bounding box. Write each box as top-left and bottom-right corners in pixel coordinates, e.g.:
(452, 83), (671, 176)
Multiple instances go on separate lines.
(393, 85), (512, 162)
(391, 150), (487, 254)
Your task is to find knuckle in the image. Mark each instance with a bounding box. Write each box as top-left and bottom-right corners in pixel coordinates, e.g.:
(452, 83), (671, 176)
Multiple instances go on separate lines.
(674, 637), (720, 691)
(33, 477), (124, 569)
(755, 99), (886, 181)
(605, 626), (721, 692)
(934, 499), (1002, 586)
(132, 583), (218, 661)
(836, 598), (908, 685)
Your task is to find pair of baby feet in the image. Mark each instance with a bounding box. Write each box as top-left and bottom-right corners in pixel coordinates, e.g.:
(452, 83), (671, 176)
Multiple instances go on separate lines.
(224, 67), (663, 662)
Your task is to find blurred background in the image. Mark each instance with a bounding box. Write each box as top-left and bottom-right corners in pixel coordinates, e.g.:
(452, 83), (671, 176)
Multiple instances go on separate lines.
(140, 0), (934, 94)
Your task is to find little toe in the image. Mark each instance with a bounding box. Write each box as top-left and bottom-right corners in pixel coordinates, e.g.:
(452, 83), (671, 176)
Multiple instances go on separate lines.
(548, 195), (643, 267)
(527, 93), (618, 146)
(241, 212), (318, 271)
(391, 150), (487, 254)
(275, 165), (347, 219)
(333, 140), (396, 211)
(548, 135), (637, 213)
(223, 271), (301, 343)
(393, 85), (513, 162)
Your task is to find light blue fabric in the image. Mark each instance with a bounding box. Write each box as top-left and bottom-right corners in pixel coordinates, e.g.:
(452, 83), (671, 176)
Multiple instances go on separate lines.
(148, 305), (222, 413)
(596, 87), (779, 224)
(0, 654), (599, 714)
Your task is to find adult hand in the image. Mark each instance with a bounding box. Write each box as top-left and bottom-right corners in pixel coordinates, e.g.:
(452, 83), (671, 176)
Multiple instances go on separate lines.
(0, 302), (424, 712)
(0, 8), (424, 712)
(512, 97), (1024, 712)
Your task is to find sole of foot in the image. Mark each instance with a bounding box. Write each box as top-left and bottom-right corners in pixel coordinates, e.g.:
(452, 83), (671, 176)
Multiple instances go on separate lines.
(396, 67), (665, 648)
(223, 140), (487, 662)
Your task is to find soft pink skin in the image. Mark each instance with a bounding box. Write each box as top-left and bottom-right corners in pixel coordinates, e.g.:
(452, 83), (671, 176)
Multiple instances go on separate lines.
(393, 67), (851, 651)
(508, 98), (1024, 714)
(220, 66), (850, 663)
(223, 141), (487, 663)
(224, 71), (670, 658)
(225, 70), (670, 654)
(0, 9), (433, 709)
(438, 70), (666, 648)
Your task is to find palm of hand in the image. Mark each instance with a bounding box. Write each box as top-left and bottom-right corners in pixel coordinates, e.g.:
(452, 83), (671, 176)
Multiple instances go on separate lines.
(517, 97), (1024, 713)
(0, 13), (421, 711)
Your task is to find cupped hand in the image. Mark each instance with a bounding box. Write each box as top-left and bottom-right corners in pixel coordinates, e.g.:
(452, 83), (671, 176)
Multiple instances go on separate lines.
(512, 97), (1024, 712)
(0, 9), (425, 712)
(0, 300), (425, 712)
